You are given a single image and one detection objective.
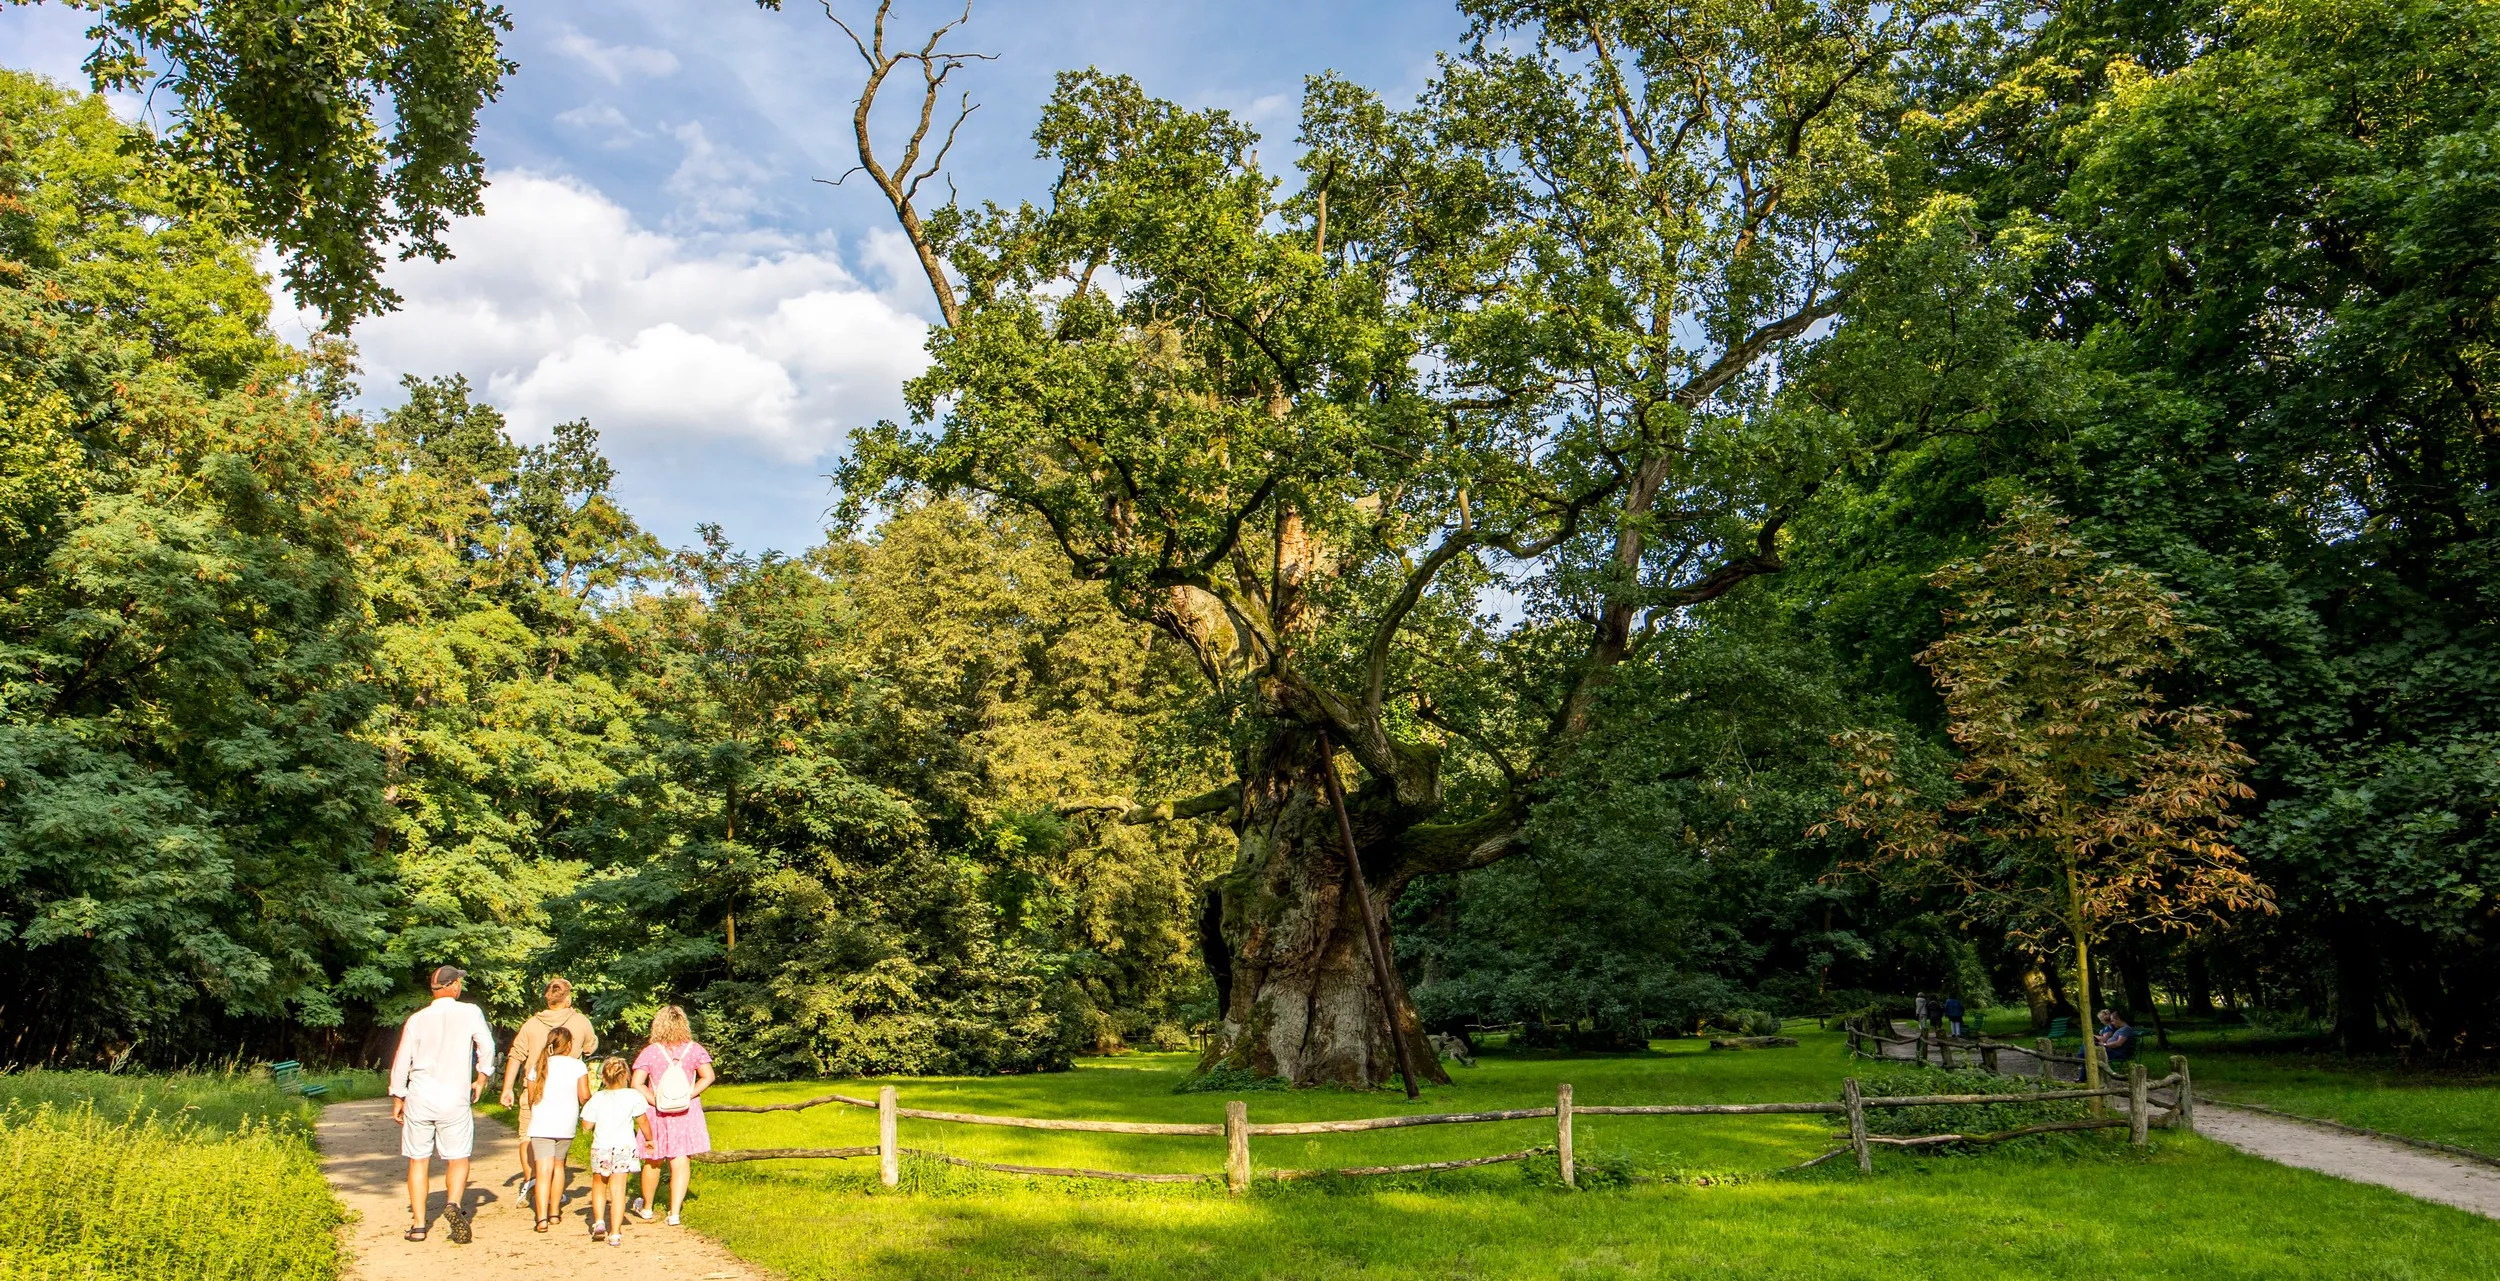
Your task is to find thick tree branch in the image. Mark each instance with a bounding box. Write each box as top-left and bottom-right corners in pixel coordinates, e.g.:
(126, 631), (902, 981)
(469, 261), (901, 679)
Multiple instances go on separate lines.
(1057, 782), (1242, 826)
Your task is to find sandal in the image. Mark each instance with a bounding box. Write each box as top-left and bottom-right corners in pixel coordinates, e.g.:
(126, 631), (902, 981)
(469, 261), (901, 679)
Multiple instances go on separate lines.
(404, 1225), (428, 1242)
(534, 1215), (550, 1233)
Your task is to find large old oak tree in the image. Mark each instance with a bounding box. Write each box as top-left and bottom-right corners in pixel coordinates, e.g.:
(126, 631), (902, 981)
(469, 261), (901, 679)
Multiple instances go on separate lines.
(795, 0), (2016, 1085)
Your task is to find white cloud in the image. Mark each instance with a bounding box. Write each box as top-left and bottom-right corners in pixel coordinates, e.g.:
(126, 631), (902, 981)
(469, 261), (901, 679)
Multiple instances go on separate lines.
(304, 170), (931, 464)
(553, 104), (646, 148)
(664, 123), (776, 231)
(551, 26), (681, 83)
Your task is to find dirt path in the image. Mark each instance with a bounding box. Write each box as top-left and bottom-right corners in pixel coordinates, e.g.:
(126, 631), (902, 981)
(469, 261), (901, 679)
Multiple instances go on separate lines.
(315, 1097), (771, 1280)
(1859, 1027), (2500, 1220)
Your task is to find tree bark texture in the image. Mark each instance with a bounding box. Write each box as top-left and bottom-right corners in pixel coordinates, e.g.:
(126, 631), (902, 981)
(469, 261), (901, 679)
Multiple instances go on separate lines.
(1199, 728), (1450, 1087)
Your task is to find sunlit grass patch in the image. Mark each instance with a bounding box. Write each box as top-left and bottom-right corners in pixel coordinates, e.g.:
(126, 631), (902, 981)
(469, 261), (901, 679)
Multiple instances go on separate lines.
(678, 1030), (2500, 1280)
(0, 1073), (346, 1281)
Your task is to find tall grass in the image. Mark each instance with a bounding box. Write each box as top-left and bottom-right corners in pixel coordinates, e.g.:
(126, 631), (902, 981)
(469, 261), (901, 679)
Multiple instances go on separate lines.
(0, 1071), (347, 1281)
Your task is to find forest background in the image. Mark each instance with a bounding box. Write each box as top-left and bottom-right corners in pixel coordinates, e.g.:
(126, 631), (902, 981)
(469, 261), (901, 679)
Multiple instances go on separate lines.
(1, 0), (2494, 1077)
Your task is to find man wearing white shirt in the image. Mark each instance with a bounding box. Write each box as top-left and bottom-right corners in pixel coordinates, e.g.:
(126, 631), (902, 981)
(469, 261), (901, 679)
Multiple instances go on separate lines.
(389, 965), (498, 1244)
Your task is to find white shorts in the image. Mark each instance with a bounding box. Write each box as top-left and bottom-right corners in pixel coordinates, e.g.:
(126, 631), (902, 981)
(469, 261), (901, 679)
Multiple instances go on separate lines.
(400, 1111), (476, 1161)
(591, 1145), (639, 1177)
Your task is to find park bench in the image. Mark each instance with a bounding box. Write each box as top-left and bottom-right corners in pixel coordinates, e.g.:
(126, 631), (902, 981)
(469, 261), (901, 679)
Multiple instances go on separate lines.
(2045, 1016), (2075, 1039)
(270, 1061), (328, 1097)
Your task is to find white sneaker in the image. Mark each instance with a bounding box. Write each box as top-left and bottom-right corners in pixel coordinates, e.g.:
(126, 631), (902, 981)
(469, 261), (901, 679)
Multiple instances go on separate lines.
(518, 1177), (535, 1201)
(665, 1212), (680, 1227)
(627, 1196), (645, 1215)
(591, 1220), (608, 1241)
(633, 1206), (655, 1222)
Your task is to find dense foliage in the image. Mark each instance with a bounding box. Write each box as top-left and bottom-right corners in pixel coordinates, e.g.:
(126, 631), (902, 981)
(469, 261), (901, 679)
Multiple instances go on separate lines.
(4, 0), (2496, 1072)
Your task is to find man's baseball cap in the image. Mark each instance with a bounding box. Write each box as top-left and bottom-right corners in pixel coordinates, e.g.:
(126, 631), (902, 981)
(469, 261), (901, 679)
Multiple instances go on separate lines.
(430, 965), (466, 988)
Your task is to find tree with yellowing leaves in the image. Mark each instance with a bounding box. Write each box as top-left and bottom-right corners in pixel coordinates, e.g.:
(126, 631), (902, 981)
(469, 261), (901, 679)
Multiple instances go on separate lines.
(1826, 499), (2271, 1095)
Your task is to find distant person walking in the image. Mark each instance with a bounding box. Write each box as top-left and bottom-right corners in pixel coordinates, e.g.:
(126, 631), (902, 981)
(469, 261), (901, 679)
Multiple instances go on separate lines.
(1943, 995), (1965, 1039)
(389, 965), (498, 1244)
(631, 1005), (716, 1226)
(1914, 994), (1931, 1033)
(500, 976), (599, 1203)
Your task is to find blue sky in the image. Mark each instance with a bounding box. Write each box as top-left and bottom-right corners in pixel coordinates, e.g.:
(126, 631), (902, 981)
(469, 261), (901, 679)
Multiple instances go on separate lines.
(3, 1), (1467, 553)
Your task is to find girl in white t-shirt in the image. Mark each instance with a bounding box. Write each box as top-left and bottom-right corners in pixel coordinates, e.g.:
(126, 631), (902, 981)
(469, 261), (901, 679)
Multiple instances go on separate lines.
(577, 1057), (651, 1246)
(524, 1027), (591, 1232)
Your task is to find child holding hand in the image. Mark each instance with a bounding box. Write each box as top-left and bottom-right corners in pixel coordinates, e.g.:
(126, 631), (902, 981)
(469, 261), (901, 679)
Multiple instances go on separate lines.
(578, 1057), (650, 1246)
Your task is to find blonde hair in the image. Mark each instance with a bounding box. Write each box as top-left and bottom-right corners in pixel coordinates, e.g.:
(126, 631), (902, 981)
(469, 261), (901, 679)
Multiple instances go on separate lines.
(599, 1056), (631, 1089)
(647, 1004), (692, 1046)
(528, 1027), (574, 1106)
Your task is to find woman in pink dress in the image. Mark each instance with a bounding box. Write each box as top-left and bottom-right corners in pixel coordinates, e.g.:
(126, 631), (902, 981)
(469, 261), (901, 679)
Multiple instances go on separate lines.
(630, 1004), (716, 1225)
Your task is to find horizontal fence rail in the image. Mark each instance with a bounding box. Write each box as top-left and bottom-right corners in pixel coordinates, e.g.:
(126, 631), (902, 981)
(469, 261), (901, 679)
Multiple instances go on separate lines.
(693, 1050), (2192, 1192)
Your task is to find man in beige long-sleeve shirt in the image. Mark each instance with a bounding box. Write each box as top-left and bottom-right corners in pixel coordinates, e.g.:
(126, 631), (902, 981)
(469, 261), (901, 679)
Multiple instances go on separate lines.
(390, 965), (497, 1244)
(499, 975), (598, 1201)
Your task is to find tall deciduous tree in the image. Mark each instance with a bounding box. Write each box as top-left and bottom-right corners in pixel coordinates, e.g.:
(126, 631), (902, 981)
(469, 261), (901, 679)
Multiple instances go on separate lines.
(18, 0), (517, 326)
(0, 71), (389, 1059)
(799, 0), (2020, 1084)
(1826, 498), (2269, 1092)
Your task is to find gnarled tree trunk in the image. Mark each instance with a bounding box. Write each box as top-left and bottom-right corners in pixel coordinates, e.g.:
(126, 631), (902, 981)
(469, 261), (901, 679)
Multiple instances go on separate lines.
(1199, 728), (1448, 1087)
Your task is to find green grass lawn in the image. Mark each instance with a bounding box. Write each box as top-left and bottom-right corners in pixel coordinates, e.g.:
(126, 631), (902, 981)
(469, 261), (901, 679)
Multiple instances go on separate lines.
(674, 1030), (2500, 1280)
(2154, 1026), (2500, 1157)
(0, 1067), (358, 1281)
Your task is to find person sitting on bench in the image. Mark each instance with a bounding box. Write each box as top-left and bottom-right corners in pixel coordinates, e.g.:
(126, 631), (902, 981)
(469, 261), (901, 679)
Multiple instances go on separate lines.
(2100, 1010), (2141, 1066)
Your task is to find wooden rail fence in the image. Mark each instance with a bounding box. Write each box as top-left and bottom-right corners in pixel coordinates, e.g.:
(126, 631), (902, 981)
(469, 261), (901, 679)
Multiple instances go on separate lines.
(698, 1057), (2192, 1193)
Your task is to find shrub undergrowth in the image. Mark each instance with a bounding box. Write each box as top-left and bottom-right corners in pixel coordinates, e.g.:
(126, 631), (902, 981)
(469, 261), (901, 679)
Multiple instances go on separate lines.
(0, 1072), (347, 1281)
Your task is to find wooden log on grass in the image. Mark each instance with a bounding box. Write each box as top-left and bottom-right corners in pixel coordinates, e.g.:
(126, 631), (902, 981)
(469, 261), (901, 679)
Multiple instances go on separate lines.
(894, 1106), (1224, 1135)
(1856, 1086), (2124, 1108)
(1247, 1107), (1555, 1136)
(693, 1146), (879, 1164)
(1576, 1101), (1845, 1116)
(1860, 1117), (2131, 1147)
(1264, 1146), (1550, 1181)
(906, 1150), (1210, 1184)
(707, 1091), (877, 1114)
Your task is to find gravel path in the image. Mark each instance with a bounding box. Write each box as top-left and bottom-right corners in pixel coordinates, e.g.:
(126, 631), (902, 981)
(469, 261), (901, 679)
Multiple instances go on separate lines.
(1858, 1027), (2500, 1220)
(315, 1096), (771, 1280)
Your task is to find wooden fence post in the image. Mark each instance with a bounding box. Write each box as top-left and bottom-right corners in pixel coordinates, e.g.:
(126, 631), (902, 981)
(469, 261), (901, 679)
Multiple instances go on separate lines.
(1980, 1044), (1999, 1075)
(1915, 1032), (1928, 1066)
(1939, 1035), (1955, 1070)
(1843, 1077), (1870, 1174)
(1557, 1083), (1576, 1189)
(2035, 1038), (2055, 1083)
(878, 1086), (899, 1188)
(2128, 1064), (2149, 1146)
(1224, 1100), (1250, 1194)
(2171, 1055), (2194, 1132)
